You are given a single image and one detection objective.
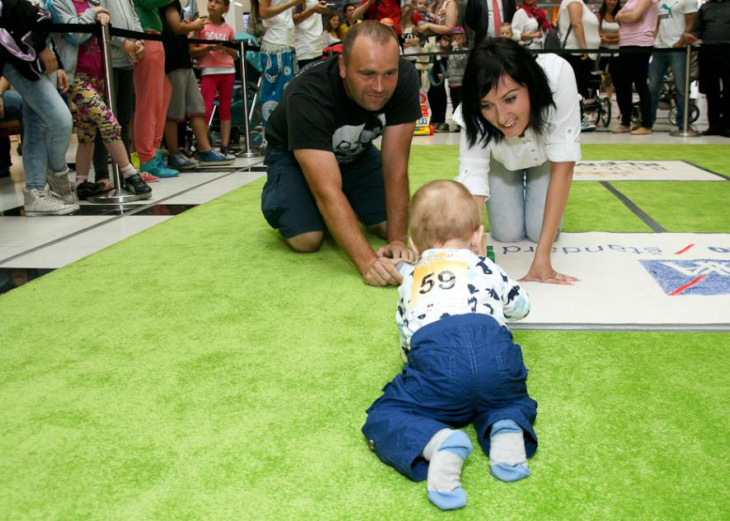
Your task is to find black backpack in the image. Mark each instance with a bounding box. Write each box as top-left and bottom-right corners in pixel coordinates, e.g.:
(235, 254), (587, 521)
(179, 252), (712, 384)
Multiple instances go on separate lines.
(544, 24), (572, 51)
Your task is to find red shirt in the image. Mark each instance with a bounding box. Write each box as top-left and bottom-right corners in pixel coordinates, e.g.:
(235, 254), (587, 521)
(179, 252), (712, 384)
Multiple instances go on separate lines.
(359, 0), (402, 35)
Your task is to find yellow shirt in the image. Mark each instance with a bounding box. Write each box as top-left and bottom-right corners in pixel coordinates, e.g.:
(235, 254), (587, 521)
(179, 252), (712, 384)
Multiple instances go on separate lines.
(337, 19), (361, 40)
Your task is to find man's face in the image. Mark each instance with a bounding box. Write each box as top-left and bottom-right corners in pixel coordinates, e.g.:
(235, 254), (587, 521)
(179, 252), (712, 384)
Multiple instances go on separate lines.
(339, 36), (400, 112)
(345, 5), (355, 21)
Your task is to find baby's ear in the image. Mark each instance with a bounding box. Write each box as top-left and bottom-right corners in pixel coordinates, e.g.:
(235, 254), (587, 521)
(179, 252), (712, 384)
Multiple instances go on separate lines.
(471, 225), (486, 256)
(408, 236), (420, 257)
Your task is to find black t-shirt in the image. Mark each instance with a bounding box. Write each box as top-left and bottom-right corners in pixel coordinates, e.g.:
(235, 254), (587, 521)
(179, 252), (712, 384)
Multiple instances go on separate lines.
(265, 56), (421, 164)
(159, 0), (191, 73)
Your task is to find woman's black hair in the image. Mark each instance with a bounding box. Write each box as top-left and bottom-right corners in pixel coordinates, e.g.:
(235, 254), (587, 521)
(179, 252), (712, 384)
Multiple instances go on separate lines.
(598, 0), (621, 23)
(460, 38), (556, 147)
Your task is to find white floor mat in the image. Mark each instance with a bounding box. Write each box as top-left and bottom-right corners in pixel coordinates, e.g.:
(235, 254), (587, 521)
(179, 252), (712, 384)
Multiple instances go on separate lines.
(573, 161), (725, 182)
(492, 232), (730, 330)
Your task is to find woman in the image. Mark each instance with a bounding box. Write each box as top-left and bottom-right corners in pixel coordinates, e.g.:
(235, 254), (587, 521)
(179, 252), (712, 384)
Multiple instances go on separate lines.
(598, 0), (621, 100)
(511, 0), (552, 49)
(455, 38), (581, 284)
(322, 13), (342, 48)
(558, 0), (601, 131)
(690, 0), (730, 137)
(417, 0), (457, 36)
(614, 0), (658, 135)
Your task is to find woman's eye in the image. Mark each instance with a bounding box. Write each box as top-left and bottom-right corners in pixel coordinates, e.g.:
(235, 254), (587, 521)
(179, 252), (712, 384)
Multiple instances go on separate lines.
(506, 96), (516, 104)
(481, 104), (492, 110)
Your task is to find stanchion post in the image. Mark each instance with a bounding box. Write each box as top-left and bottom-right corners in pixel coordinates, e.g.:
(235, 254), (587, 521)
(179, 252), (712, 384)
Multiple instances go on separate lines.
(89, 22), (141, 203)
(670, 45), (700, 138)
(237, 39), (264, 158)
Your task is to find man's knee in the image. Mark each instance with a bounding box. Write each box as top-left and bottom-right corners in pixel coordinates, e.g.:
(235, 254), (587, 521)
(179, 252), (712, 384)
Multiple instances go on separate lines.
(366, 221), (388, 240)
(286, 231), (324, 253)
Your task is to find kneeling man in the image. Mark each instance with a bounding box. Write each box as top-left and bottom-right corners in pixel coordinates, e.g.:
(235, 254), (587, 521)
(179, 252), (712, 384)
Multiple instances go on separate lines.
(261, 21), (421, 286)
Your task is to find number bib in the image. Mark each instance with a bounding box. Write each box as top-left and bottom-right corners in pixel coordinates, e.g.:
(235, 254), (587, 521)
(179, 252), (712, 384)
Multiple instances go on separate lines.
(409, 253), (470, 322)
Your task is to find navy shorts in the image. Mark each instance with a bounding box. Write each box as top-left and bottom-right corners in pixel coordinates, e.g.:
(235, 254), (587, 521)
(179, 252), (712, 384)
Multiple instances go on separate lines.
(362, 314), (538, 482)
(260, 146), (386, 238)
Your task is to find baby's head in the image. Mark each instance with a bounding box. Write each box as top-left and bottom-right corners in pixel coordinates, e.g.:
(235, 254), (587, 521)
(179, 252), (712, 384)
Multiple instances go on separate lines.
(411, 0), (427, 13)
(499, 22), (513, 39)
(409, 180), (483, 254)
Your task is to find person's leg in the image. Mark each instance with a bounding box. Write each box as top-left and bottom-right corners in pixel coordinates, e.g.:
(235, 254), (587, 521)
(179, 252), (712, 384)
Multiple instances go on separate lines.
(524, 160), (554, 243)
(647, 52), (669, 129)
(614, 50), (634, 128)
(631, 51), (653, 131)
(260, 46), (297, 129)
(200, 75), (217, 128)
(718, 47), (730, 133)
(699, 47), (722, 132)
(485, 157), (526, 243)
(261, 146), (327, 250)
(668, 50), (688, 129)
(133, 41), (166, 164)
(114, 67), (135, 155)
(217, 74), (235, 148)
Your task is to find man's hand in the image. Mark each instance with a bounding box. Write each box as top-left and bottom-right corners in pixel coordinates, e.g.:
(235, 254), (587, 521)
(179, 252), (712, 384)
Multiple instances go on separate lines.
(0, 96), (5, 120)
(122, 39), (140, 64)
(363, 257), (403, 287)
(377, 240), (416, 264)
(313, 0), (329, 14)
(39, 47), (58, 74)
(56, 70), (70, 94)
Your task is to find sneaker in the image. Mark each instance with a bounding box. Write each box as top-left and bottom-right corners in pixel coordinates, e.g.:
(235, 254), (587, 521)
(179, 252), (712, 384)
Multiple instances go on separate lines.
(612, 125), (631, 134)
(131, 152), (141, 170)
(139, 157), (179, 178)
(219, 146), (237, 160)
(630, 126), (652, 135)
(580, 120), (597, 132)
(124, 173), (152, 199)
(140, 171), (160, 183)
(168, 152), (198, 170)
(197, 149), (235, 167)
(76, 181), (105, 200)
(24, 188), (79, 216)
(46, 167), (77, 204)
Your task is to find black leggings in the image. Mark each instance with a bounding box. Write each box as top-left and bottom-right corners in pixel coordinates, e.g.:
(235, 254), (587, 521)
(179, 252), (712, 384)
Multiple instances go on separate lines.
(614, 47), (652, 128)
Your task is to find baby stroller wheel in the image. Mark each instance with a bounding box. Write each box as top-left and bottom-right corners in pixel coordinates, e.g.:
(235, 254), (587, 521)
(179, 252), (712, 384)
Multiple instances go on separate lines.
(600, 98), (612, 127)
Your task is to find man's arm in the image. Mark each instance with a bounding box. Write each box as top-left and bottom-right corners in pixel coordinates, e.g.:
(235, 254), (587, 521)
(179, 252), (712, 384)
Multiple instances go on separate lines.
(294, 149), (403, 286)
(378, 121), (416, 259)
(352, 0), (372, 22)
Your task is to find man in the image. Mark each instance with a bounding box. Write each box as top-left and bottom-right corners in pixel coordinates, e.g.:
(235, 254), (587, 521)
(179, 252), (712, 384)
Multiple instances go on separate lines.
(464, 0), (516, 43)
(261, 22), (421, 286)
(647, 0), (697, 132)
(353, 0), (403, 35)
(338, 3), (362, 40)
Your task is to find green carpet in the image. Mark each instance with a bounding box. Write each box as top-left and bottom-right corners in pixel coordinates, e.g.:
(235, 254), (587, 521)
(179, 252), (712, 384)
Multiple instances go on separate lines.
(1, 145), (730, 519)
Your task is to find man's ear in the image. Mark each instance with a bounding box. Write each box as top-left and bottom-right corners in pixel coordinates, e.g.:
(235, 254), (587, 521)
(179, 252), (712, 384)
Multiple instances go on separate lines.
(408, 236), (420, 257)
(471, 225), (485, 256)
(338, 54), (346, 79)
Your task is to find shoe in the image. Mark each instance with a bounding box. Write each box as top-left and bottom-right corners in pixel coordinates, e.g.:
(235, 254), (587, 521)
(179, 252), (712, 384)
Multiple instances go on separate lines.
(434, 123), (450, 133)
(131, 152), (140, 170)
(124, 173), (152, 199)
(168, 152), (198, 170)
(24, 188), (79, 216)
(702, 127), (723, 136)
(613, 125), (631, 134)
(46, 167), (77, 204)
(76, 181), (105, 200)
(631, 126), (652, 135)
(197, 149), (235, 167)
(219, 146), (237, 160)
(140, 171), (160, 183)
(139, 157), (179, 178)
(580, 120), (597, 132)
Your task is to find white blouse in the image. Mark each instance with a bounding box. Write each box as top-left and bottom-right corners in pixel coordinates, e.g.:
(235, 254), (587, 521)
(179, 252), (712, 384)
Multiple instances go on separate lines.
(453, 53), (582, 198)
(511, 9), (544, 49)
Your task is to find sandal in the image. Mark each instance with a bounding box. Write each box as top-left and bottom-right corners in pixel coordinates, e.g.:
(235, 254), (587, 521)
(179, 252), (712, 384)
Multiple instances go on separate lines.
(96, 178), (115, 192)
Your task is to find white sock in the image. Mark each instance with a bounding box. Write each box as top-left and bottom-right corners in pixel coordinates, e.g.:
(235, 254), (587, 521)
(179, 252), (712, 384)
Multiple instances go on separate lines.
(75, 175), (88, 186)
(120, 163), (138, 179)
(422, 429), (472, 510)
(489, 419), (530, 482)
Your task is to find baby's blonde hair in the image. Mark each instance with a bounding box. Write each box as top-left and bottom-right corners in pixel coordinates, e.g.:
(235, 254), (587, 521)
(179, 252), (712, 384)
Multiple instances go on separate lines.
(410, 180), (481, 251)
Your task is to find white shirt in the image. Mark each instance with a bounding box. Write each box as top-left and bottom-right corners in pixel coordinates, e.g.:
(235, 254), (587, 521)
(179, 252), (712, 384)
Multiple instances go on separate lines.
(396, 248), (530, 362)
(655, 0), (698, 48)
(453, 53), (582, 198)
(263, 0), (296, 47)
(558, 0), (601, 52)
(294, 0), (324, 59)
(511, 9), (543, 49)
(487, 0), (506, 37)
(600, 19), (620, 49)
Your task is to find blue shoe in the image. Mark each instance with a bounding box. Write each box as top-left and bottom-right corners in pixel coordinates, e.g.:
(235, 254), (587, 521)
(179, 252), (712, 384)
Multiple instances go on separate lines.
(197, 149), (235, 167)
(139, 157), (179, 178)
(168, 152), (198, 170)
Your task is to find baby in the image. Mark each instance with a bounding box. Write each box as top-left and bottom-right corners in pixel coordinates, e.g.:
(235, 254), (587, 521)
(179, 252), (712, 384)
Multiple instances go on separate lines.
(362, 180), (538, 510)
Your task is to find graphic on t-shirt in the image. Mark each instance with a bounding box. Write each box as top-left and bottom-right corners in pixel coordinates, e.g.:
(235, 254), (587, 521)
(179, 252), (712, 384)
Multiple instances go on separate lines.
(331, 114), (386, 163)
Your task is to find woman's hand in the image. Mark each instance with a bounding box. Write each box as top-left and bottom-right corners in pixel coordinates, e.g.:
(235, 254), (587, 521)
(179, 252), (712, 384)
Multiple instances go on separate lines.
(96, 12), (110, 25)
(520, 256), (579, 285)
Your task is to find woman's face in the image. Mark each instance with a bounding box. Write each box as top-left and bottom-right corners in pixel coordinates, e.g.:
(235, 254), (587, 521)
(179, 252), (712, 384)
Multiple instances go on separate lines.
(522, 0), (536, 5)
(479, 75), (531, 138)
(331, 15), (341, 29)
(606, 0), (618, 9)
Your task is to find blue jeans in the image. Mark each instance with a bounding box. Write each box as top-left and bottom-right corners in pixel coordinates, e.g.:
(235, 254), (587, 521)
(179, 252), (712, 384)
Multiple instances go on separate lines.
(1, 63), (73, 190)
(486, 157), (556, 243)
(1, 89), (23, 122)
(648, 50), (687, 128)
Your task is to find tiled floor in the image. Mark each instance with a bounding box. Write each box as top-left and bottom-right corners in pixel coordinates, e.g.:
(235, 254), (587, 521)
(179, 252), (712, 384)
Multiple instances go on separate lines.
(1, 106), (728, 293)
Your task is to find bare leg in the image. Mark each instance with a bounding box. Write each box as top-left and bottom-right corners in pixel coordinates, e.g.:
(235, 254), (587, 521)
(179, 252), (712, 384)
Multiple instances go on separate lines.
(165, 121), (180, 154)
(220, 120), (232, 147)
(189, 115), (213, 151)
(286, 231), (324, 253)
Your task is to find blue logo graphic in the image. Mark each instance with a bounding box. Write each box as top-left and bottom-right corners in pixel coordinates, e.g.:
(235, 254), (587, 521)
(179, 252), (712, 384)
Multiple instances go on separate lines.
(640, 259), (730, 296)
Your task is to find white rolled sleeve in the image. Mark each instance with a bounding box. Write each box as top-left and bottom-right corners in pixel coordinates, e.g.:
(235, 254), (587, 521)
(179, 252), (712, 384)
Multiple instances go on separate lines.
(453, 106), (492, 197)
(541, 54), (583, 163)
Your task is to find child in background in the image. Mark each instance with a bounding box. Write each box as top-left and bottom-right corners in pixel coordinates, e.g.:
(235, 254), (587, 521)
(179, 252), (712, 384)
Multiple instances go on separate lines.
(446, 25), (467, 120)
(499, 21), (514, 39)
(321, 13), (342, 48)
(49, 0), (152, 198)
(160, 0), (235, 169)
(429, 34), (450, 132)
(362, 180), (537, 511)
(191, 0), (238, 158)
